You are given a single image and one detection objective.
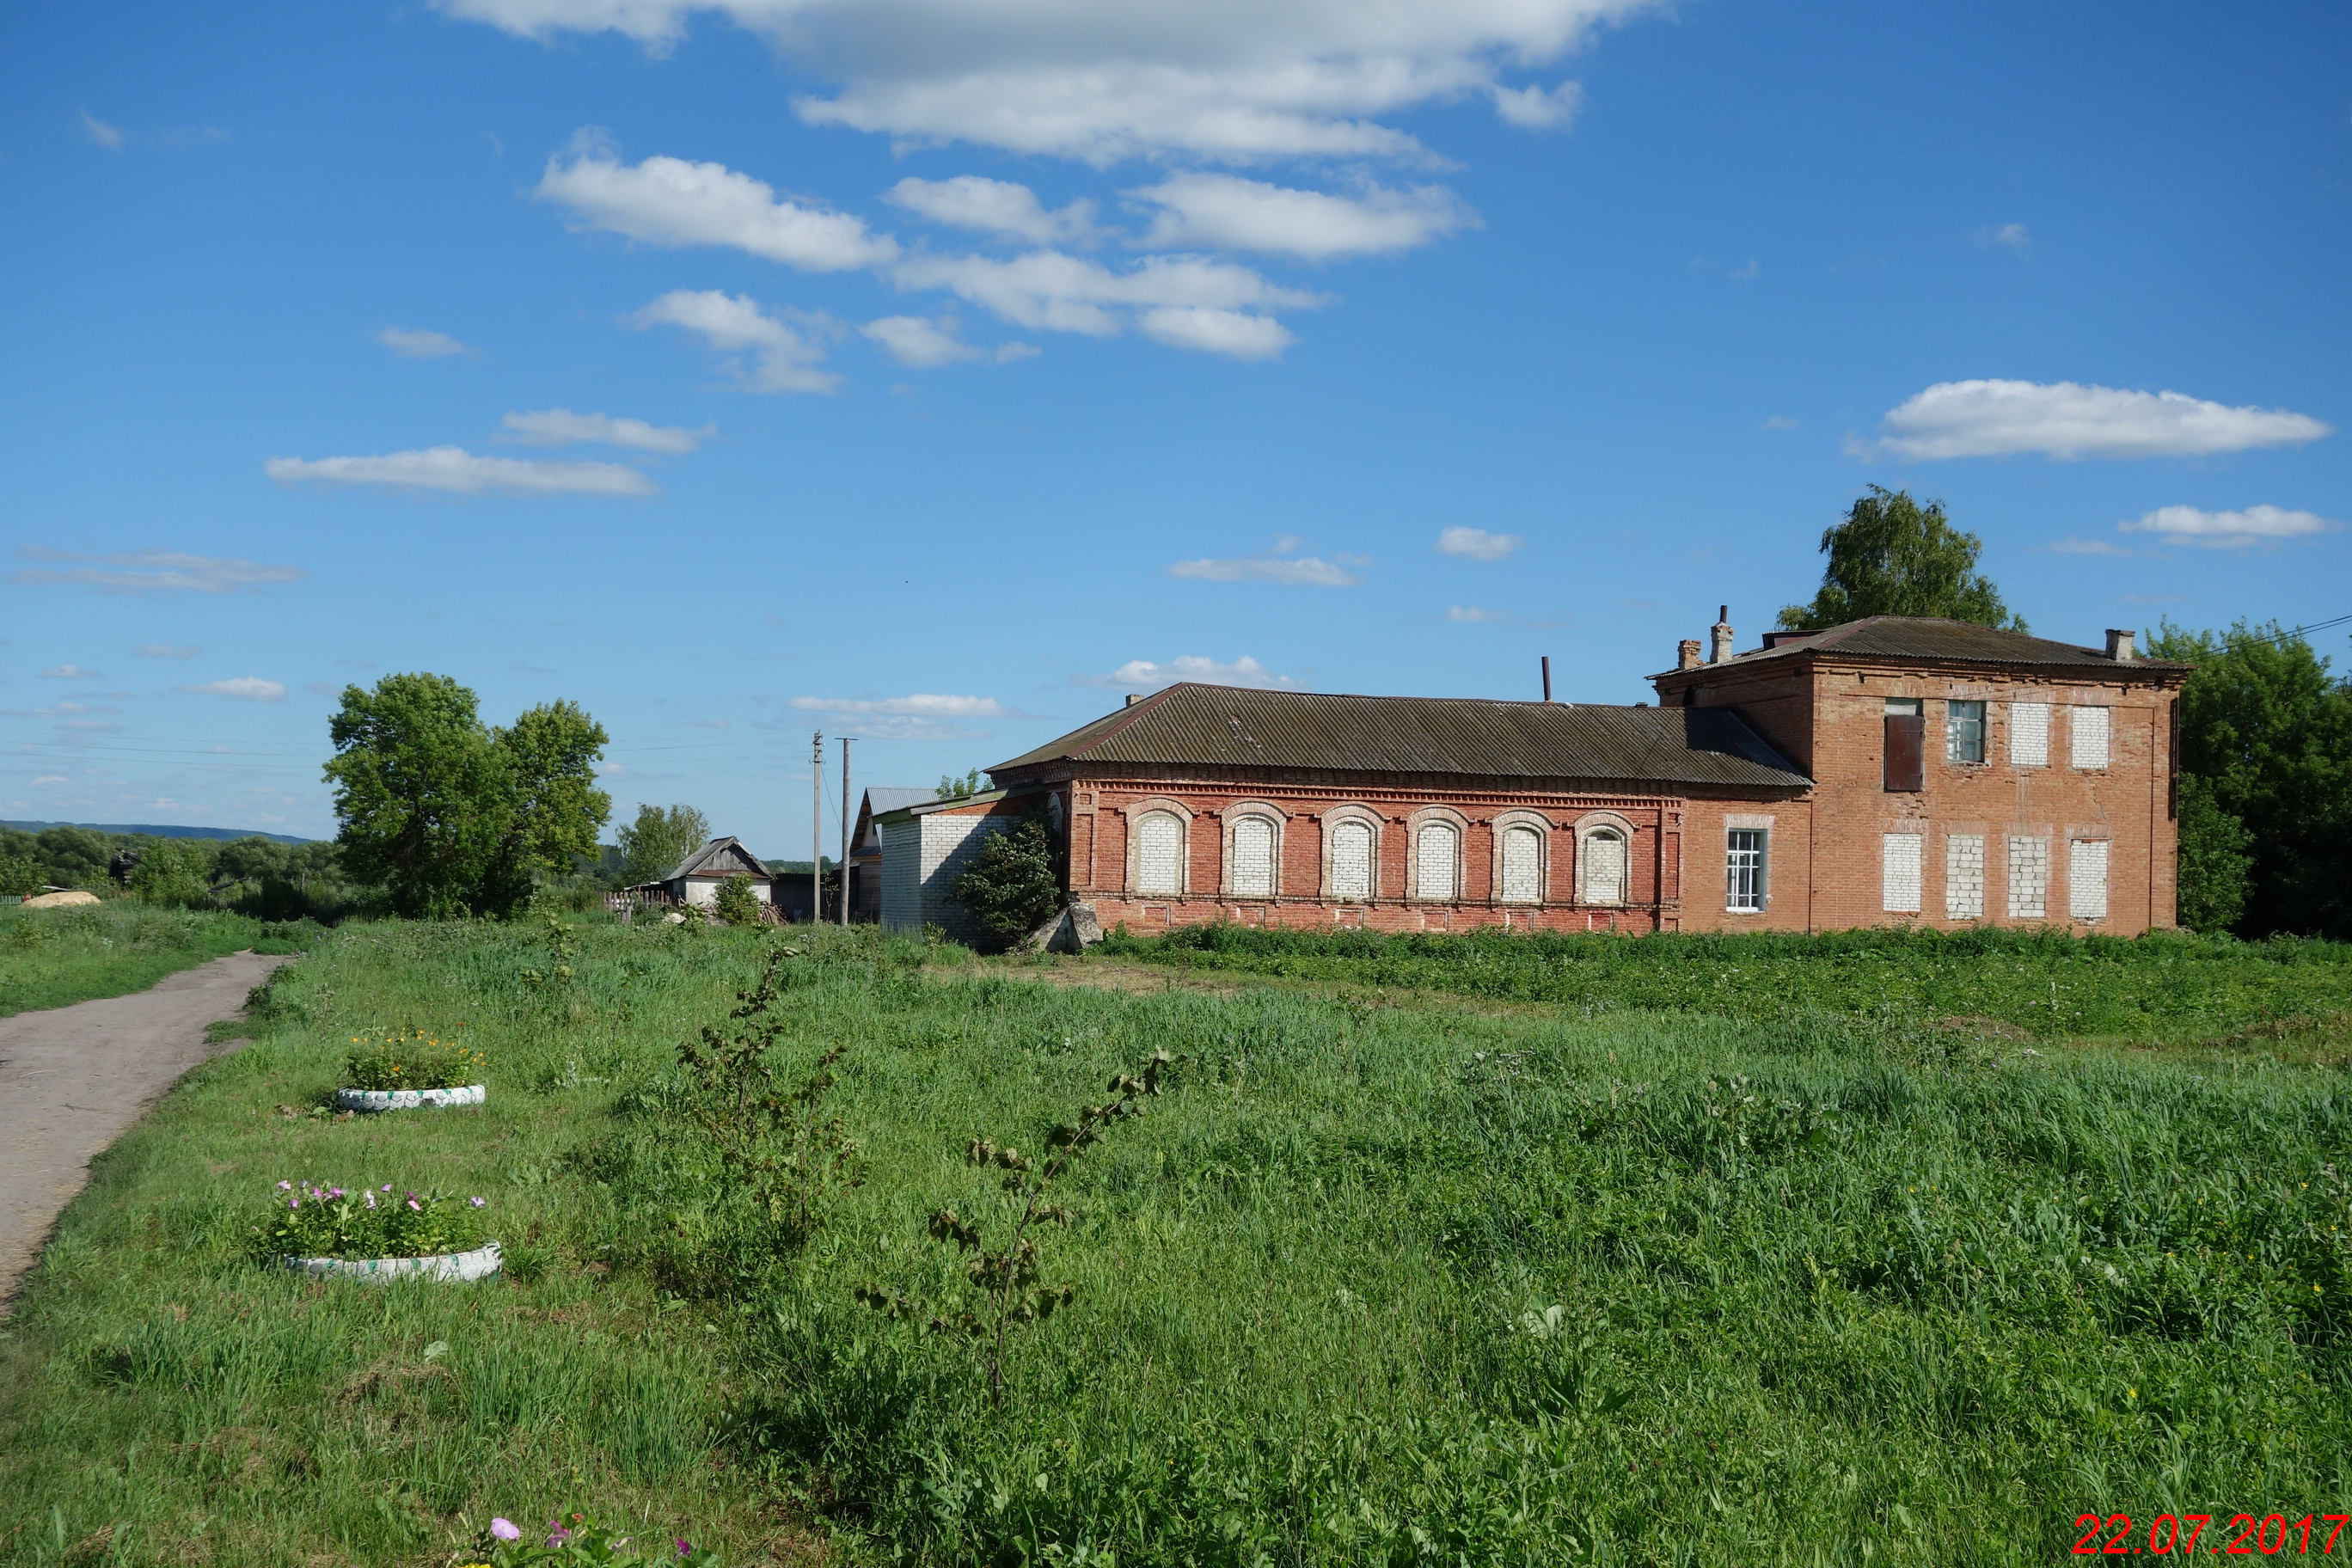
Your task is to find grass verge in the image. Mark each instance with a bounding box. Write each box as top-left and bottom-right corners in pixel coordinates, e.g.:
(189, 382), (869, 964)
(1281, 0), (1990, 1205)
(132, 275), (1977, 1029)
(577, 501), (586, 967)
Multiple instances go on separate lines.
(0, 902), (318, 1019)
(0, 916), (2346, 1565)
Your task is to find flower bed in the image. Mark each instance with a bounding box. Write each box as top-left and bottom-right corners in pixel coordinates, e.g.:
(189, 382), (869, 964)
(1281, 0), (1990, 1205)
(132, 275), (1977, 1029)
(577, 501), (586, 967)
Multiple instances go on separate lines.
(463, 1513), (725, 1565)
(259, 1180), (492, 1280)
(340, 1027), (487, 1111)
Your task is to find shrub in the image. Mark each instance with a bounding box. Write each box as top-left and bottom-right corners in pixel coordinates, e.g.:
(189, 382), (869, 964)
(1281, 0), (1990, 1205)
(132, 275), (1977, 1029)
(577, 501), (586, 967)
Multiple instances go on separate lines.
(950, 818), (1061, 948)
(255, 1180), (487, 1259)
(713, 873), (761, 928)
(342, 1027), (487, 1090)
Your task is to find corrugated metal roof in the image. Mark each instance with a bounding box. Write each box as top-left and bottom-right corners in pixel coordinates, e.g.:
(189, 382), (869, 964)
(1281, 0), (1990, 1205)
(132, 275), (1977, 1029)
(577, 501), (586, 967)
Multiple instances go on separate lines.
(989, 685), (1810, 790)
(660, 836), (770, 882)
(861, 787), (937, 818)
(1668, 615), (2190, 676)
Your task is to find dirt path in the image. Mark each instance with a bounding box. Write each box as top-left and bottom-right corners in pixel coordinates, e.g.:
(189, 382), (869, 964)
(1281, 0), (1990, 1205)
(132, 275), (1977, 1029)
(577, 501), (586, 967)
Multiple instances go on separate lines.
(0, 950), (291, 1310)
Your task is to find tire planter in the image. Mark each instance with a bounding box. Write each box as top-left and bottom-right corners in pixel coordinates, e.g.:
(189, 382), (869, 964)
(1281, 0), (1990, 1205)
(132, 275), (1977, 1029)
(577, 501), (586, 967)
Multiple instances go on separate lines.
(335, 1083), (486, 1113)
(285, 1240), (501, 1283)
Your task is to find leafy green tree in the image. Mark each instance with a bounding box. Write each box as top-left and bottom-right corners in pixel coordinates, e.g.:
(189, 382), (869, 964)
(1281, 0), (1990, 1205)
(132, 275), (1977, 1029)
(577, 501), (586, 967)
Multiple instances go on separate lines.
(2174, 774), (2252, 934)
(714, 872), (762, 928)
(1778, 487), (2023, 632)
(0, 848), (42, 897)
(2147, 621), (2352, 939)
(130, 837), (213, 907)
(952, 818), (1062, 948)
(937, 769), (984, 800)
(213, 836), (290, 889)
(34, 826), (109, 888)
(324, 673), (610, 918)
(616, 803), (712, 886)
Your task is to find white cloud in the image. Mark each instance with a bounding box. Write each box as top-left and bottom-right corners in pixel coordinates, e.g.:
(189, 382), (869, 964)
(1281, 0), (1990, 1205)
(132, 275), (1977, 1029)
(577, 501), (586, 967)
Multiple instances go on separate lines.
(31, 775), (67, 786)
(1127, 173), (1477, 260)
(265, 446), (657, 495)
(376, 326), (477, 358)
(861, 314), (1036, 367)
(1448, 605), (1507, 622)
(82, 110), (125, 150)
(500, 407), (713, 452)
(1974, 222), (2030, 254)
(135, 643), (201, 659)
(1489, 80), (1584, 130)
(1087, 654), (1298, 690)
(40, 665), (103, 679)
(1435, 525), (1521, 560)
(1167, 549), (1361, 585)
(438, 0), (1659, 163)
(887, 175), (1097, 245)
(11, 547), (305, 595)
(2046, 537), (2135, 557)
(2119, 505), (2343, 549)
(1858, 379), (2333, 461)
(177, 677), (287, 701)
(632, 289), (841, 394)
(896, 249), (1321, 353)
(536, 135), (897, 271)
(1761, 415), (1802, 431)
(787, 691), (1008, 740)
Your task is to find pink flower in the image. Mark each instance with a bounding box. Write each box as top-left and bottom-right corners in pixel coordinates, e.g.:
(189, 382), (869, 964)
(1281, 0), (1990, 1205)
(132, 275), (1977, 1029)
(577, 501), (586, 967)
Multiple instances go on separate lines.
(677, 1540), (692, 1557)
(490, 1517), (521, 1541)
(407, 1197), (421, 1211)
(287, 1197), (298, 1210)
(382, 1185), (393, 1193)
(277, 1180), (291, 1191)
(364, 1191), (377, 1210)
(470, 1197), (486, 1208)
(548, 1526), (572, 1546)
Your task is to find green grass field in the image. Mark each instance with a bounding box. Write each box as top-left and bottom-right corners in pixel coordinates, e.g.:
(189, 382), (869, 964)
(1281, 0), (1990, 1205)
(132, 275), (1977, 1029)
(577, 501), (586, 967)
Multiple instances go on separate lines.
(0, 902), (313, 1019)
(2, 917), (2348, 1565)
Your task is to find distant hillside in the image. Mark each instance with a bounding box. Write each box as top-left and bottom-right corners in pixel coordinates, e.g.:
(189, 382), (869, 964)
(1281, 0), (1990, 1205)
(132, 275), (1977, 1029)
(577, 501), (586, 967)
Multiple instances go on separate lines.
(3, 819), (314, 845)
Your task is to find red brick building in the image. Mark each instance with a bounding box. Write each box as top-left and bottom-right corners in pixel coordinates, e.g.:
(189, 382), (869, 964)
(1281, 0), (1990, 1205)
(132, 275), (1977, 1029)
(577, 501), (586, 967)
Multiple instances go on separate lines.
(981, 615), (2190, 938)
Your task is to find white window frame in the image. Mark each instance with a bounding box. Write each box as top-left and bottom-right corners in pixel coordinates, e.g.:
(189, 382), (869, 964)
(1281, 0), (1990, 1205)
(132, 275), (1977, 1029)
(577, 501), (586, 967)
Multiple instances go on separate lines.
(1123, 799), (1194, 897)
(2071, 704), (2112, 771)
(1574, 812), (1637, 907)
(1491, 809), (1553, 906)
(1220, 803), (1284, 899)
(1319, 805), (1381, 903)
(2009, 701), (2050, 768)
(1945, 700), (1987, 765)
(1726, 829), (1767, 914)
(1406, 807), (1468, 903)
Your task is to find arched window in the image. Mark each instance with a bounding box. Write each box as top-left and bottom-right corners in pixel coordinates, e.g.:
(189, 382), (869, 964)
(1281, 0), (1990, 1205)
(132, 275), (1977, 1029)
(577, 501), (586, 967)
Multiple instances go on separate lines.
(1581, 829), (1626, 905)
(1499, 825), (1544, 904)
(1415, 821), (1460, 902)
(1135, 812), (1185, 895)
(1229, 814), (1277, 897)
(1328, 818), (1374, 900)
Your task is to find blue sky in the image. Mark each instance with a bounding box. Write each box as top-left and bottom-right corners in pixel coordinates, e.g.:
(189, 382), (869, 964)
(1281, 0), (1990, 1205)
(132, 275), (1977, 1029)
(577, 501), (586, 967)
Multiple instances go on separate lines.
(3, 0), (2346, 855)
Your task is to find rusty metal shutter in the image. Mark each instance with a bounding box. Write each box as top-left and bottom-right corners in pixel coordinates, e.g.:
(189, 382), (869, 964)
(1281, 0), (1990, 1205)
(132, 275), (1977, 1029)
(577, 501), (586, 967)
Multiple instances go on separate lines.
(1883, 714), (1924, 792)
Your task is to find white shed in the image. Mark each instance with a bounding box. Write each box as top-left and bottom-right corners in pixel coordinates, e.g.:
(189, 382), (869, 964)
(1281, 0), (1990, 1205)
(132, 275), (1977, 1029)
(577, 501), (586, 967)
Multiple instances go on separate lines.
(635, 836), (773, 909)
(874, 789), (1040, 941)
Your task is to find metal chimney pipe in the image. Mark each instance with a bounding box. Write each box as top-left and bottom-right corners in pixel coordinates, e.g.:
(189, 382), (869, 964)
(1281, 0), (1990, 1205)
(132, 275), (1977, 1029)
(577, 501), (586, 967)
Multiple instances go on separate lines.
(1540, 656), (1552, 701)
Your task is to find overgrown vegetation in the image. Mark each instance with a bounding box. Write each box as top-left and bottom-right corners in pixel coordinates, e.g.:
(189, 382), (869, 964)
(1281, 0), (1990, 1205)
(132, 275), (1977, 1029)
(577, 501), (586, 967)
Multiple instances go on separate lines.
(949, 817), (1061, 948)
(4, 916), (2349, 1564)
(713, 873), (762, 928)
(0, 901), (319, 1017)
(255, 1179), (489, 1261)
(342, 1027), (488, 1091)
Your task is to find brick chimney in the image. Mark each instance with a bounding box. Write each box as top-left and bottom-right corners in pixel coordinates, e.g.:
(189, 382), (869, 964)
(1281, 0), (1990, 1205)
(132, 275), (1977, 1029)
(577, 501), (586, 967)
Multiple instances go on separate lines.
(2104, 628), (2136, 663)
(1676, 639), (1703, 671)
(1709, 605), (1736, 665)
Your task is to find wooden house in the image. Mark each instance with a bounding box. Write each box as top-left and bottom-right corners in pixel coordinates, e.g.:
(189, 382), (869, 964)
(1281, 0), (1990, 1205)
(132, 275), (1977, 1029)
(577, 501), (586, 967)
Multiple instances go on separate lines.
(630, 836), (773, 910)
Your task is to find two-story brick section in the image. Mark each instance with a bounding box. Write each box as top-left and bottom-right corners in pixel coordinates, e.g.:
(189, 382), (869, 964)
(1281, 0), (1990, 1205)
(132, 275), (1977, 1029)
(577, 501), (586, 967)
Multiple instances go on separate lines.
(972, 611), (2190, 938)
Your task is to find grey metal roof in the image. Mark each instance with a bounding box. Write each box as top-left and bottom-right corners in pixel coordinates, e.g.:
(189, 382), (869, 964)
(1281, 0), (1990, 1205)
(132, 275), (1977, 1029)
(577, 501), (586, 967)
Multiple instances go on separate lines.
(989, 684), (1809, 791)
(861, 787), (937, 818)
(661, 836), (770, 882)
(1664, 616), (2190, 677)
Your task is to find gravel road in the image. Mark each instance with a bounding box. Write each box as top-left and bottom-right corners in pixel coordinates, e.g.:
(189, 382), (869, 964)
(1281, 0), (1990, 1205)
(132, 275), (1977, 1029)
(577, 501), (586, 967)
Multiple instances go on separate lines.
(0, 950), (291, 1310)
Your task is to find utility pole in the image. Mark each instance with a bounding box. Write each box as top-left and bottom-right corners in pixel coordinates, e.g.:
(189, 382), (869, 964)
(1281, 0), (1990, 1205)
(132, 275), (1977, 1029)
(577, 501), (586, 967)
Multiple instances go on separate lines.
(839, 736), (853, 928)
(811, 731), (824, 926)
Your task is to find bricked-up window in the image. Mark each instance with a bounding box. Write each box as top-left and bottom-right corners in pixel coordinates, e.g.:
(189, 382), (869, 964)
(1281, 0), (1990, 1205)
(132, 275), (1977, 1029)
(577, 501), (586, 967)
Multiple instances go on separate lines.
(1582, 830), (1626, 905)
(1946, 700), (1986, 764)
(1229, 815), (1276, 897)
(2007, 834), (2049, 920)
(2069, 839), (2110, 920)
(1499, 825), (1544, 904)
(2072, 705), (2111, 770)
(1328, 818), (1373, 900)
(1882, 832), (1923, 913)
(2010, 701), (2050, 767)
(1945, 833), (1985, 920)
(1415, 822), (1460, 901)
(1883, 698), (1926, 792)
(1135, 812), (1185, 896)
(1726, 830), (1767, 913)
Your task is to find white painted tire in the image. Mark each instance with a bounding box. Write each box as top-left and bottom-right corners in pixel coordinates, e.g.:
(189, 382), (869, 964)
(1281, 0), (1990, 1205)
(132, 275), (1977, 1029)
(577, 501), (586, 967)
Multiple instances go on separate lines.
(285, 1240), (501, 1283)
(335, 1084), (486, 1112)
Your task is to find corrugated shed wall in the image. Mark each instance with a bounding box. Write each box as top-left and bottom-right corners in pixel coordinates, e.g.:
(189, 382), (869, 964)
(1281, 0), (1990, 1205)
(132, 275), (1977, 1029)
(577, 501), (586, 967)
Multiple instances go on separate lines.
(879, 818), (923, 934)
